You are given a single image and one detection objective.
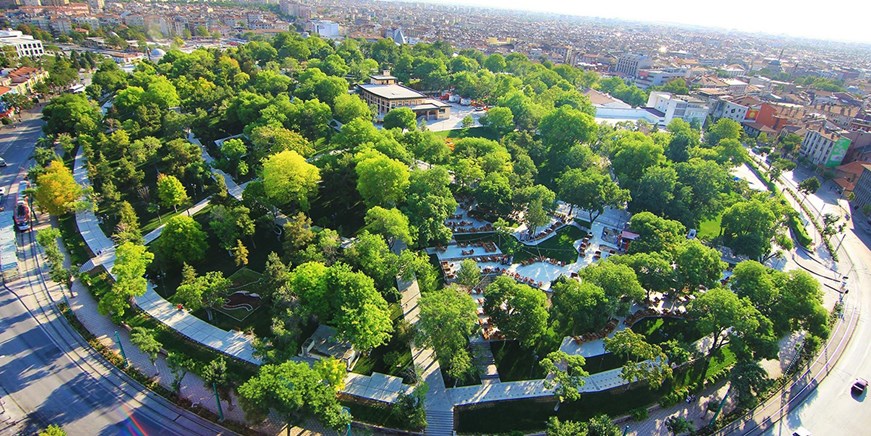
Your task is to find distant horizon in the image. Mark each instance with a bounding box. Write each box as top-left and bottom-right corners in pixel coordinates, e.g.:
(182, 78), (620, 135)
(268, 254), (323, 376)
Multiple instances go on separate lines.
(386, 0), (871, 45)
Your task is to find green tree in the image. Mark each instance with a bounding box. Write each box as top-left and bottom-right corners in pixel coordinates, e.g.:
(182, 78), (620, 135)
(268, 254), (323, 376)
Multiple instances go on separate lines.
(174, 270), (231, 319)
(100, 242), (153, 318)
(403, 166), (457, 246)
(382, 107), (417, 130)
(130, 326), (162, 366)
(364, 206), (414, 248)
(238, 359), (350, 430)
(156, 173), (188, 213)
(155, 215), (208, 265)
(356, 151), (410, 208)
(517, 184), (556, 235)
(627, 212), (687, 255)
(689, 288), (777, 362)
(333, 93), (372, 123)
(115, 201), (143, 245)
(34, 160), (82, 216)
(557, 168), (629, 224)
(539, 105), (597, 153)
(261, 150), (321, 210)
(798, 176), (821, 199)
(611, 252), (674, 299)
(479, 106), (514, 136)
(416, 285), (478, 380)
(540, 351), (589, 404)
(39, 424), (66, 436)
(604, 329), (672, 388)
(580, 260), (644, 317)
(42, 93), (101, 136)
(249, 125), (313, 163)
(484, 53), (507, 72)
(706, 118), (742, 146)
(209, 204), (255, 251)
(219, 138), (248, 177)
(282, 212), (316, 257)
(549, 279), (610, 336)
(483, 276), (548, 348)
(720, 198), (786, 261)
(546, 417), (585, 436)
(674, 239), (726, 291)
(665, 416), (694, 435)
(456, 258), (481, 288)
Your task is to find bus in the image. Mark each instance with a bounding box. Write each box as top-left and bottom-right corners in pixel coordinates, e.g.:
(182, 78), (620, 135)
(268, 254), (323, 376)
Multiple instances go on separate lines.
(13, 194), (30, 232)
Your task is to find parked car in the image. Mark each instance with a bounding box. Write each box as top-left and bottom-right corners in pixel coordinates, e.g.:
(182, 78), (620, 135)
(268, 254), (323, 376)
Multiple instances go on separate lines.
(792, 427), (811, 436)
(852, 378), (868, 395)
(0, 157), (7, 167)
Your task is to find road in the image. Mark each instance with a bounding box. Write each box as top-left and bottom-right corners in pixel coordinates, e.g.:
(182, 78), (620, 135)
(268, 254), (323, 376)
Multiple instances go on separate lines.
(758, 163), (871, 435)
(0, 109), (232, 435)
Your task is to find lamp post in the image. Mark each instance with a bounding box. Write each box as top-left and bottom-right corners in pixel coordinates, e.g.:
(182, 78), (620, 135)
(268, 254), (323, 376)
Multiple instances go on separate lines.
(114, 330), (128, 366)
(622, 425), (630, 436)
(212, 382), (224, 421)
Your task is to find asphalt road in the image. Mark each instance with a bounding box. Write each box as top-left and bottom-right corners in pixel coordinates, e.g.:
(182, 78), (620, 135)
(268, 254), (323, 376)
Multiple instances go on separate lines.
(763, 210), (871, 435)
(0, 108), (232, 435)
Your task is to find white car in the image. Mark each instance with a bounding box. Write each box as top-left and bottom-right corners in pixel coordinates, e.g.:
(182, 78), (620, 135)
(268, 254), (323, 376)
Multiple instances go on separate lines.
(0, 187), (5, 197)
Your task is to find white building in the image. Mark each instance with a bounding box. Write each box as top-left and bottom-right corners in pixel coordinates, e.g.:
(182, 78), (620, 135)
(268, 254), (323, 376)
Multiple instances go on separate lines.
(799, 125), (851, 167)
(307, 20), (340, 39)
(646, 92), (709, 126)
(0, 29), (44, 58)
(615, 53), (652, 78)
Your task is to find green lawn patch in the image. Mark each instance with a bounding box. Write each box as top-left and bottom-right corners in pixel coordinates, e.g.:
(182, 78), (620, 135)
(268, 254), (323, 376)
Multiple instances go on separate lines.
(340, 397), (421, 431)
(514, 225), (585, 263)
(490, 340), (547, 381)
(630, 317), (704, 345)
(698, 213), (723, 240)
(583, 352), (627, 374)
(432, 126), (499, 141)
(58, 214), (89, 264)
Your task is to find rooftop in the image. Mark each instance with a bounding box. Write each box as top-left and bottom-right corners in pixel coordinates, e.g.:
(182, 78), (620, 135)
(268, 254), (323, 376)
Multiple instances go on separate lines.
(359, 83), (425, 100)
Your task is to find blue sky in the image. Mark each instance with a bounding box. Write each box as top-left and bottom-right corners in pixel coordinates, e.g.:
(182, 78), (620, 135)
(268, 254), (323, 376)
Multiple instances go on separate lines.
(412, 0), (870, 44)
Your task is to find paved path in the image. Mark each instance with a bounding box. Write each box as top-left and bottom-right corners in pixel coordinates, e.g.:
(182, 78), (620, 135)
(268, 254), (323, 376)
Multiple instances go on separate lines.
(398, 278), (455, 435)
(73, 148), (261, 365)
(142, 198), (212, 245)
(189, 133), (246, 201)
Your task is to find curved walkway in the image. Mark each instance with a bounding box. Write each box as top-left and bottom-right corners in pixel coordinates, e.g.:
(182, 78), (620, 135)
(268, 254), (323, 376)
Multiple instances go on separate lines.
(73, 148), (260, 365)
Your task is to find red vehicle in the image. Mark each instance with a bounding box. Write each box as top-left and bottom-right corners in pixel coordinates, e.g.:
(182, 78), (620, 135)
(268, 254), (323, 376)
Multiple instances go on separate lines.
(14, 194), (30, 231)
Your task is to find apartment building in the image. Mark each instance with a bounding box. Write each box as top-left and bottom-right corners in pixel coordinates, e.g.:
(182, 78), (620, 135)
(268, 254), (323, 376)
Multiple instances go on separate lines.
(614, 53), (652, 78)
(646, 91), (709, 126)
(799, 125), (851, 167)
(0, 29), (44, 58)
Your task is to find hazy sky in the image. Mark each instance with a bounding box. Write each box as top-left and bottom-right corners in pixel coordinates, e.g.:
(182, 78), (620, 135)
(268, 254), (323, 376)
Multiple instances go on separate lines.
(413, 0), (870, 44)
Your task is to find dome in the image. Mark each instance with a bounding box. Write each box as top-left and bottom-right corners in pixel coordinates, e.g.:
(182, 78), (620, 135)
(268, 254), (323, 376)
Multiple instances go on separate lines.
(150, 48), (166, 57)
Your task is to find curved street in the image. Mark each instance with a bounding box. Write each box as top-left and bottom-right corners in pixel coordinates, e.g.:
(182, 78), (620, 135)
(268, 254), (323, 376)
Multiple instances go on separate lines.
(0, 110), (232, 435)
(763, 215), (871, 436)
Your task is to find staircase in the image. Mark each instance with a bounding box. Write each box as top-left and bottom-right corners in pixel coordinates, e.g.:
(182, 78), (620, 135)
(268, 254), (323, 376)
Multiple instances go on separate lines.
(471, 342), (501, 383)
(425, 408), (455, 436)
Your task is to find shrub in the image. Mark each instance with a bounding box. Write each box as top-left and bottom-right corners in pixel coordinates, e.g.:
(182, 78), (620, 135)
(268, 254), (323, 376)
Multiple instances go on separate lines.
(630, 406), (649, 421)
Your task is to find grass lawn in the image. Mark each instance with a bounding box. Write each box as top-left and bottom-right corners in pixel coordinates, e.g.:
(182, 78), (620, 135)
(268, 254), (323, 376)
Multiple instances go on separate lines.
(514, 225), (585, 263)
(698, 213), (723, 240)
(630, 317), (704, 345)
(583, 352), (627, 374)
(490, 341), (547, 381)
(352, 304), (415, 383)
(432, 126), (499, 141)
(340, 397), (421, 431)
(58, 214), (90, 264)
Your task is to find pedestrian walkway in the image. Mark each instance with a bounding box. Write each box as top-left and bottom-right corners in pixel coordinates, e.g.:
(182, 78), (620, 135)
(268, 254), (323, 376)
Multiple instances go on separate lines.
(398, 277), (455, 435)
(142, 198), (212, 245)
(73, 148), (261, 365)
(189, 132), (246, 201)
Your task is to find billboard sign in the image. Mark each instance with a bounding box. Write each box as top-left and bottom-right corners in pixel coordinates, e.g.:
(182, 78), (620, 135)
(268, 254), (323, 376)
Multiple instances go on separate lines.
(826, 137), (851, 167)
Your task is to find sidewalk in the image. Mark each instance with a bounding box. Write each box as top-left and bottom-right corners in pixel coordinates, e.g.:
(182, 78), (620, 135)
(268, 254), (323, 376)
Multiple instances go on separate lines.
(398, 277), (455, 435)
(20, 219), (268, 433)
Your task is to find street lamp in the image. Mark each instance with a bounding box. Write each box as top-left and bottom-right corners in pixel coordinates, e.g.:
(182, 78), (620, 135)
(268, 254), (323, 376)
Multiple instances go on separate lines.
(622, 424), (630, 436)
